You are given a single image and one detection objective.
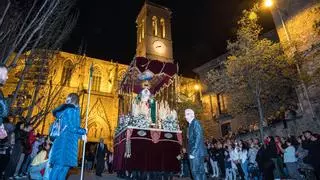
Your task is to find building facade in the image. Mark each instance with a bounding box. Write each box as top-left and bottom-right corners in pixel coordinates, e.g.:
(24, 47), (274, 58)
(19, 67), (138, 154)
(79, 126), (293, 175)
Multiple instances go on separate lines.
(271, 0), (320, 128)
(3, 2), (206, 147)
(136, 2), (174, 62)
(4, 51), (128, 148)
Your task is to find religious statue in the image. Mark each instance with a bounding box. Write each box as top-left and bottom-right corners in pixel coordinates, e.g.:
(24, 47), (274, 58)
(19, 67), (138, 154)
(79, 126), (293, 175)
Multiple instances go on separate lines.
(131, 81), (156, 124)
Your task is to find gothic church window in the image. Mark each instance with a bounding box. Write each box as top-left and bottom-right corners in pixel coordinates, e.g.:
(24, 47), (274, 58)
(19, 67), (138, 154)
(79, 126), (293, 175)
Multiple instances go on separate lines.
(141, 19), (145, 39)
(61, 60), (73, 86)
(138, 24), (142, 43)
(160, 18), (165, 38)
(152, 16), (158, 36)
(92, 67), (102, 91)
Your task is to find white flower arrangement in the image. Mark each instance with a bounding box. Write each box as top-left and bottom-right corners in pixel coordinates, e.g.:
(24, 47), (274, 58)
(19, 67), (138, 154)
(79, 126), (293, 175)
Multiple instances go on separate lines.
(162, 110), (180, 131)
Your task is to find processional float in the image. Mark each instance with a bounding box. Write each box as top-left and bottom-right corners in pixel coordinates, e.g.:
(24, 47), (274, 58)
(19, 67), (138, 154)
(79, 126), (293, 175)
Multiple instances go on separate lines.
(113, 56), (182, 173)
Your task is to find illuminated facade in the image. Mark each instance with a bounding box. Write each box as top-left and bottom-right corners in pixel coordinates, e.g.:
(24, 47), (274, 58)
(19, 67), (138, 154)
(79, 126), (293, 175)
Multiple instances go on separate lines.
(3, 2), (208, 147)
(136, 2), (173, 62)
(271, 0), (320, 121)
(4, 51), (127, 148)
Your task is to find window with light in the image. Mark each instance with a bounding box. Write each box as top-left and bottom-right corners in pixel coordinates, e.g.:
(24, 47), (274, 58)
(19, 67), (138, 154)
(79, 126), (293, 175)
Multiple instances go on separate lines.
(160, 18), (165, 38)
(61, 60), (73, 86)
(152, 16), (158, 36)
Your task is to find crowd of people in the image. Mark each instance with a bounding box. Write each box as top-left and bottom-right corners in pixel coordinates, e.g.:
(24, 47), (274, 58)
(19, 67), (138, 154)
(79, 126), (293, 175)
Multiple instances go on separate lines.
(0, 92), (86, 180)
(178, 130), (320, 180)
(0, 119), (51, 179)
(0, 121), (113, 180)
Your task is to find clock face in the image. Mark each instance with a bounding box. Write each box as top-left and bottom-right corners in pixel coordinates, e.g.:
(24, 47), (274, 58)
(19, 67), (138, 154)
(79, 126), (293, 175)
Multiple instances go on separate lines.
(152, 40), (166, 54)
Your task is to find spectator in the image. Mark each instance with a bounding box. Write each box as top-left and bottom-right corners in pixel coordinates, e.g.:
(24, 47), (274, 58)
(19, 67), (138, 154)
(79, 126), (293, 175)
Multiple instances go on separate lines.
(225, 145), (236, 180)
(0, 118), (14, 179)
(209, 143), (219, 178)
(29, 141), (51, 180)
(278, 139), (301, 179)
(49, 93), (87, 179)
(0, 64), (9, 125)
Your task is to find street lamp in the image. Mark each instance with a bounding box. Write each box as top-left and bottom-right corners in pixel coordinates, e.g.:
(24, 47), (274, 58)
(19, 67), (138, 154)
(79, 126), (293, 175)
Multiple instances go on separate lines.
(264, 0), (291, 46)
(194, 84), (200, 91)
(264, 0), (316, 120)
(194, 83), (203, 103)
(264, 0), (273, 8)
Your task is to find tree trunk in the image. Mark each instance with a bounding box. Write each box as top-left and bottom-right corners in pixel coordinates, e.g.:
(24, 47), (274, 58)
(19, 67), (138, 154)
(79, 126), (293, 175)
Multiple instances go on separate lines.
(26, 56), (47, 122)
(256, 93), (264, 141)
(9, 59), (32, 107)
(41, 80), (52, 134)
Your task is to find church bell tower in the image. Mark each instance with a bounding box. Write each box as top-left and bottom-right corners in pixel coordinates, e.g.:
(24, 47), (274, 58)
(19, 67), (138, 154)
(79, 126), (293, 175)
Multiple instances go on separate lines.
(136, 2), (173, 63)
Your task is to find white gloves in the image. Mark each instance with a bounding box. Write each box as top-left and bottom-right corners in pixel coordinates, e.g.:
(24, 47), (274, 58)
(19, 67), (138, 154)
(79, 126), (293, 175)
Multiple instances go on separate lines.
(189, 155), (195, 159)
(82, 135), (87, 142)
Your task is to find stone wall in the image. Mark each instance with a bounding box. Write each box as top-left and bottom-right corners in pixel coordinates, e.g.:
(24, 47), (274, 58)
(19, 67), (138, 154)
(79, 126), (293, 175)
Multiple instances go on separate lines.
(272, 0), (320, 53)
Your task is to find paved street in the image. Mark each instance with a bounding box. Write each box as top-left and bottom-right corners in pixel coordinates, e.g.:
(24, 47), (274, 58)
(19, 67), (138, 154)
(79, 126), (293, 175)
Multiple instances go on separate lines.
(68, 172), (193, 180)
(68, 172), (122, 180)
(67, 173), (193, 180)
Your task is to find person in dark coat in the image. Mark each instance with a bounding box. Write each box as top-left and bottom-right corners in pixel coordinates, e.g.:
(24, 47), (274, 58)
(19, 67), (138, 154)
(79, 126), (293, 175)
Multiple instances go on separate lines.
(49, 93), (87, 180)
(185, 109), (207, 180)
(4, 121), (27, 179)
(0, 64), (8, 125)
(0, 118), (14, 180)
(95, 138), (108, 177)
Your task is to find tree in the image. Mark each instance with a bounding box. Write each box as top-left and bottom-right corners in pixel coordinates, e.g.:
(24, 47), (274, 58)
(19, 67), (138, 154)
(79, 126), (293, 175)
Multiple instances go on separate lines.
(0, 0), (78, 67)
(207, 4), (296, 140)
(35, 52), (85, 133)
(0, 0), (78, 111)
(206, 67), (230, 95)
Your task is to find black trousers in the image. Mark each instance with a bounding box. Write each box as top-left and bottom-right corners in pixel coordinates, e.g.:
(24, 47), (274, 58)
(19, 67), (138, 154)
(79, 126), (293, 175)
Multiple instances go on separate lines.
(95, 158), (105, 176)
(218, 159), (225, 177)
(0, 154), (10, 177)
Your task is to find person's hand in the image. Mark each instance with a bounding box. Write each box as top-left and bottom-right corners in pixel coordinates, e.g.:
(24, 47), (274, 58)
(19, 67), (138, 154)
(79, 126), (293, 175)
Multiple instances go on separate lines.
(189, 155), (195, 159)
(82, 135), (87, 142)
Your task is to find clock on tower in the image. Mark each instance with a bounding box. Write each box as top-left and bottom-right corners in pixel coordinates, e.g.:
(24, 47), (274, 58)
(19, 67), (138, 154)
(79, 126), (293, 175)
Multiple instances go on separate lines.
(135, 2), (173, 63)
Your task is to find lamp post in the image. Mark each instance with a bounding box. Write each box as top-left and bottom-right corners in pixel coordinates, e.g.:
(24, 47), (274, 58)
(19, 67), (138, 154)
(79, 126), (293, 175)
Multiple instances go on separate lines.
(194, 83), (202, 98)
(264, 0), (316, 120)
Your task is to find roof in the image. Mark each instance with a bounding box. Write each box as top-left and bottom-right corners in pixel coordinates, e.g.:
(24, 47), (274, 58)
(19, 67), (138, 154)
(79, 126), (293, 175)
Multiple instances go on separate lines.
(193, 53), (228, 74)
(193, 30), (279, 75)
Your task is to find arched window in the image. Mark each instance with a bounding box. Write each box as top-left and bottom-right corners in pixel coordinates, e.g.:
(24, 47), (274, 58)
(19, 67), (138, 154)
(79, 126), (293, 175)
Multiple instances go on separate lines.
(92, 67), (101, 91)
(138, 24), (142, 43)
(152, 16), (158, 36)
(141, 19), (145, 39)
(61, 60), (73, 86)
(160, 18), (166, 38)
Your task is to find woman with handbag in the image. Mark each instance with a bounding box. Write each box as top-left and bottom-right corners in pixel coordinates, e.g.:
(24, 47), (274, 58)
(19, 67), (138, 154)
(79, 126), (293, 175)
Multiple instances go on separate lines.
(49, 93), (87, 180)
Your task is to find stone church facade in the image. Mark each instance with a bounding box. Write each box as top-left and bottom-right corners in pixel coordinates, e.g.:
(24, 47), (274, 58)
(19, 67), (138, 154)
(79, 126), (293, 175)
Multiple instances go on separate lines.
(4, 51), (128, 148)
(3, 2), (204, 148)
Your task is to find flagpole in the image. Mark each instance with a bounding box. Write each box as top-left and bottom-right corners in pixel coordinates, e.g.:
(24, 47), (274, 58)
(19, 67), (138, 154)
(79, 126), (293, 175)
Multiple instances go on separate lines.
(80, 64), (93, 180)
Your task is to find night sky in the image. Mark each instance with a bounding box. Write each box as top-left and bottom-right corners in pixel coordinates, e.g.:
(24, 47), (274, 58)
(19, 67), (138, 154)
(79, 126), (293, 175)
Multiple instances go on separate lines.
(62, 0), (275, 77)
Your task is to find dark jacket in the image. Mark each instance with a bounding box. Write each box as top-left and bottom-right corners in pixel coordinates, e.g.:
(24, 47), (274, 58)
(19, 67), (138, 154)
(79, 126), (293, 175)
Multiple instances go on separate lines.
(50, 104), (86, 167)
(0, 91), (8, 125)
(95, 143), (108, 161)
(187, 119), (207, 158)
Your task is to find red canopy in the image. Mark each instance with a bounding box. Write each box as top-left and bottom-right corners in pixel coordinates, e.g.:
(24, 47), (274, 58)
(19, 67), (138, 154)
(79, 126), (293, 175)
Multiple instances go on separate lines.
(120, 57), (178, 94)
